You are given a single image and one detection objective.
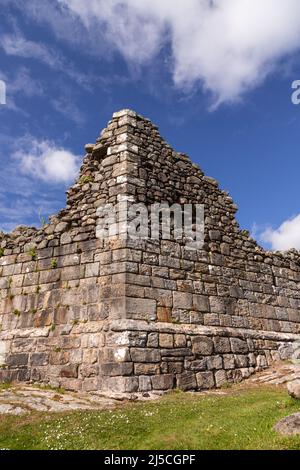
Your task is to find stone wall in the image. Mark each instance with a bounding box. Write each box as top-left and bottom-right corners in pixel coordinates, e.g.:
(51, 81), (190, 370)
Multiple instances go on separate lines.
(0, 109), (300, 393)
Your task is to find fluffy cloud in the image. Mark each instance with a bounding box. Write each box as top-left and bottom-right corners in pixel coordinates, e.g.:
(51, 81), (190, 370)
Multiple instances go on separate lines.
(14, 138), (81, 184)
(6, 0), (300, 105)
(53, 0), (300, 106)
(261, 214), (300, 251)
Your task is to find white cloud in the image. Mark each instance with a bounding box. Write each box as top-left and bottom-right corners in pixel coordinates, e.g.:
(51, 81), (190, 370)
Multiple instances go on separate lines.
(261, 214), (300, 251)
(1, 33), (60, 68)
(52, 0), (300, 106)
(13, 138), (81, 184)
(5, 0), (300, 105)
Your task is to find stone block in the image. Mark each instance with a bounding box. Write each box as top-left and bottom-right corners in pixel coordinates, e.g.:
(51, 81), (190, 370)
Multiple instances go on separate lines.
(213, 336), (231, 354)
(134, 363), (160, 375)
(151, 374), (174, 390)
(191, 336), (213, 356)
(215, 370), (227, 388)
(206, 356), (223, 370)
(176, 372), (197, 391)
(185, 358), (207, 371)
(159, 334), (173, 348)
(174, 334), (186, 348)
(130, 348), (161, 363)
(126, 298), (156, 320)
(157, 307), (172, 323)
(139, 376), (152, 392)
(6, 353), (28, 367)
(30, 353), (48, 366)
(101, 362), (133, 376)
(60, 364), (79, 378)
(173, 292), (193, 309)
(193, 295), (209, 312)
(196, 371), (215, 390)
(100, 377), (139, 394)
(223, 354), (235, 370)
(234, 355), (249, 368)
(230, 338), (249, 354)
(168, 362), (183, 374)
(85, 262), (100, 278)
(147, 333), (159, 348)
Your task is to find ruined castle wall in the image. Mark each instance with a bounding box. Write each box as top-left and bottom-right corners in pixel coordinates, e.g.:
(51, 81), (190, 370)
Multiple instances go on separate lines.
(0, 109), (300, 393)
(97, 110), (300, 393)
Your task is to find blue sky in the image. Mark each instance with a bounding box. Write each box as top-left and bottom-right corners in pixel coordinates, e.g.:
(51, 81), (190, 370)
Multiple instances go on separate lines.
(1, 0), (300, 251)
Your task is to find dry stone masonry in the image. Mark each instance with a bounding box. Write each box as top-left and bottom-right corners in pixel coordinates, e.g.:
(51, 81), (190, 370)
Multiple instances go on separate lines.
(0, 109), (300, 394)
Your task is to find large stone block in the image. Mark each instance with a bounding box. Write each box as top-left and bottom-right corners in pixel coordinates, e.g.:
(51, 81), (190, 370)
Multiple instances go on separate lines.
(130, 348), (161, 363)
(173, 292), (193, 309)
(126, 298), (156, 320)
(176, 372), (197, 391)
(230, 338), (249, 354)
(196, 372), (215, 390)
(213, 336), (231, 354)
(151, 374), (174, 390)
(6, 354), (29, 367)
(159, 334), (173, 348)
(191, 336), (214, 356)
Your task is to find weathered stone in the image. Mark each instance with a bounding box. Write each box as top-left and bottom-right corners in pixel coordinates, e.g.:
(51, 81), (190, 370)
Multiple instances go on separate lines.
(6, 354), (28, 367)
(176, 372), (197, 391)
(174, 334), (186, 348)
(230, 338), (249, 354)
(213, 337), (231, 354)
(193, 295), (209, 312)
(215, 370), (227, 388)
(159, 334), (173, 348)
(274, 413), (300, 436)
(147, 333), (159, 348)
(30, 353), (48, 366)
(134, 363), (160, 375)
(196, 371), (215, 390)
(101, 362), (133, 376)
(151, 374), (174, 390)
(206, 356), (223, 370)
(173, 292), (193, 309)
(60, 365), (79, 378)
(191, 336), (214, 356)
(287, 380), (300, 399)
(130, 348), (161, 363)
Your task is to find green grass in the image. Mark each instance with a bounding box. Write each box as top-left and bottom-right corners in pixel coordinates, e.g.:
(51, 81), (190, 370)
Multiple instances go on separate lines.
(0, 383), (12, 391)
(0, 386), (300, 450)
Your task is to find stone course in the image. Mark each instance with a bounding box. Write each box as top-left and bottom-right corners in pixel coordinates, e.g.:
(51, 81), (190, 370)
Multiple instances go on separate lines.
(0, 109), (300, 393)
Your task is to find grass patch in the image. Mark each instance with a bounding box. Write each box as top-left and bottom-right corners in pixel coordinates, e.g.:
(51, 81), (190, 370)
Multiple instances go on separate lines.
(0, 382), (12, 391)
(34, 384), (65, 395)
(0, 386), (300, 450)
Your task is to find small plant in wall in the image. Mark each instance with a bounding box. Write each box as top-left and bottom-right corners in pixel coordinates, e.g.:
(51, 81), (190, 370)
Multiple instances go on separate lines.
(51, 258), (58, 269)
(28, 248), (37, 260)
(13, 309), (21, 317)
(79, 175), (93, 185)
(0, 248), (4, 258)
